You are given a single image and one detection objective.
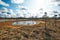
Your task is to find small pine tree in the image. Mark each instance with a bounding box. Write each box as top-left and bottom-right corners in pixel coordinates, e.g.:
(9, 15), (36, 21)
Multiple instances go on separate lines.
(59, 14), (60, 18)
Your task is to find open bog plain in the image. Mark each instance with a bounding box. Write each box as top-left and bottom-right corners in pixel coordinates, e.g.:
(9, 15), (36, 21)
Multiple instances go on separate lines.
(0, 18), (60, 40)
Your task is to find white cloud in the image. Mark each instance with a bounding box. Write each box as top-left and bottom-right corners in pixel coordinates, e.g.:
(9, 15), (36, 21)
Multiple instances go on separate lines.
(0, 12), (8, 18)
(8, 9), (17, 18)
(54, 0), (60, 2)
(0, 7), (17, 18)
(0, 7), (29, 18)
(50, 2), (60, 6)
(15, 10), (25, 17)
(16, 6), (32, 18)
(0, 7), (8, 13)
(9, 9), (14, 14)
(50, 0), (60, 6)
(15, 9), (32, 18)
(0, 0), (60, 18)
(17, 6), (24, 8)
(11, 0), (24, 4)
(17, 6), (29, 10)
(0, 7), (9, 18)
(15, 0), (56, 18)
(3, 7), (8, 12)
(17, 6), (37, 17)
(0, 0), (9, 6)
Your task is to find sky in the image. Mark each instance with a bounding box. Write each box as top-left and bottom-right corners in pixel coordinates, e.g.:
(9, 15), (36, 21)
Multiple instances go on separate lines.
(0, 0), (60, 18)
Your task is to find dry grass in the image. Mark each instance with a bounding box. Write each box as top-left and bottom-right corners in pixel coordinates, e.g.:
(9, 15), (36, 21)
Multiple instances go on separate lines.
(0, 19), (60, 40)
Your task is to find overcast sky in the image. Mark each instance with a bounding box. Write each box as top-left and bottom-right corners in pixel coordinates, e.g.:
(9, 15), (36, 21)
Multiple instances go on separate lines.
(0, 0), (60, 18)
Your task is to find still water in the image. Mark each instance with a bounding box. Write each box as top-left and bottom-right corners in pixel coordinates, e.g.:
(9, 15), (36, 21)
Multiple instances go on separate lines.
(13, 21), (40, 25)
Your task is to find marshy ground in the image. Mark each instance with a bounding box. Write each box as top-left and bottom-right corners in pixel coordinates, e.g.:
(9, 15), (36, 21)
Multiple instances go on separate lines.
(0, 19), (60, 40)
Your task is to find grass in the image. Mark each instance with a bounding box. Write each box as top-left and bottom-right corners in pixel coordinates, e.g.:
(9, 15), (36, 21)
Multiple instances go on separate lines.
(0, 19), (60, 40)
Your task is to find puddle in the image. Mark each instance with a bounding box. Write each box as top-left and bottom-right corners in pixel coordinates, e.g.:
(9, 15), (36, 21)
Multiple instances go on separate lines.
(13, 21), (40, 25)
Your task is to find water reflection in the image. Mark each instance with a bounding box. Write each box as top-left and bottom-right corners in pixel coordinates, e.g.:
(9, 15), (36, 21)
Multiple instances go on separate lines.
(13, 21), (39, 25)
